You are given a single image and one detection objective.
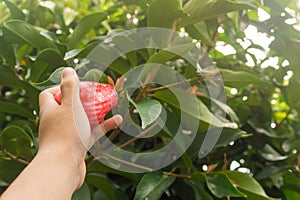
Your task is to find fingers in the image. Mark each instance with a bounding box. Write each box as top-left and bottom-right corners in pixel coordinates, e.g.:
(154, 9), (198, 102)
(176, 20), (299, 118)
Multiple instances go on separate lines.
(60, 67), (80, 106)
(89, 115), (123, 147)
(39, 86), (60, 108)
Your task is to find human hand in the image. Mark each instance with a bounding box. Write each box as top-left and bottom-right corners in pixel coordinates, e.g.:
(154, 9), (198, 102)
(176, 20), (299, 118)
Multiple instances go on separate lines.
(38, 67), (122, 188)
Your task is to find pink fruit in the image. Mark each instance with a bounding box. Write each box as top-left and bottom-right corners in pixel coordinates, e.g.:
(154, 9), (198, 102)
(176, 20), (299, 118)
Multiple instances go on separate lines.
(54, 81), (118, 128)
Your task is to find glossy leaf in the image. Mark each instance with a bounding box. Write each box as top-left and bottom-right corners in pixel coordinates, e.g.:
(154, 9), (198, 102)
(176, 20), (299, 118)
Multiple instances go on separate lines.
(1, 125), (34, 159)
(71, 182), (91, 200)
(80, 68), (108, 83)
(226, 171), (280, 200)
(221, 69), (268, 88)
(0, 102), (35, 119)
(3, 20), (64, 54)
(0, 35), (16, 67)
(134, 171), (176, 200)
(127, 93), (162, 129)
(3, 0), (25, 20)
(147, 0), (183, 28)
(86, 173), (127, 200)
(214, 128), (251, 148)
(67, 12), (106, 48)
(153, 88), (223, 127)
(206, 172), (246, 198)
(0, 157), (25, 183)
(30, 49), (66, 82)
(0, 65), (40, 109)
(32, 67), (63, 90)
(179, 0), (256, 26)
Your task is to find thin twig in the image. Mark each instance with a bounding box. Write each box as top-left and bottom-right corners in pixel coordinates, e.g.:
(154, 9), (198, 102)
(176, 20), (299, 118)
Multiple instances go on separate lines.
(118, 123), (157, 149)
(98, 152), (153, 172)
(2, 148), (29, 165)
(163, 171), (191, 179)
(146, 77), (204, 93)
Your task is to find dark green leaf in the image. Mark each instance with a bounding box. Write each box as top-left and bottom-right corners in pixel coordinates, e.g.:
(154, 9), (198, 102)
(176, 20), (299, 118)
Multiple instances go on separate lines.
(81, 68), (108, 83)
(185, 22), (214, 46)
(71, 182), (91, 200)
(153, 88), (223, 127)
(179, 0), (256, 26)
(215, 128), (251, 148)
(127, 93), (162, 129)
(0, 35), (16, 67)
(147, 0), (183, 28)
(226, 170), (280, 200)
(206, 172), (246, 198)
(0, 157), (25, 183)
(0, 65), (39, 110)
(86, 173), (127, 200)
(0, 101), (35, 119)
(221, 69), (268, 88)
(30, 49), (66, 82)
(67, 12), (106, 48)
(3, 20), (64, 54)
(31, 67), (63, 90)
(259, 144), (288, 161)
(1, 125), (34, 159)
(134, 171), (176, 200)
(3, 0), (25, 20)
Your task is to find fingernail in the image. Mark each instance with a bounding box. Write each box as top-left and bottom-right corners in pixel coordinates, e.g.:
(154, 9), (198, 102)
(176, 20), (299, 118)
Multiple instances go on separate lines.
(115, 115), (123, 125)
(62, 67), (75, 78)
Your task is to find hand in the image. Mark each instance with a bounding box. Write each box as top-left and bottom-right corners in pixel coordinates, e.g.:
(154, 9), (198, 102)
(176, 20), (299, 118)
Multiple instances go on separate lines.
(1, 67), (122, 200)
(38, 67), (122, 188)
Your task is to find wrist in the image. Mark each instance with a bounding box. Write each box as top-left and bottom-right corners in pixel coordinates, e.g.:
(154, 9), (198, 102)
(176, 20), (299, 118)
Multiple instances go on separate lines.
(36, 146), (86, 190)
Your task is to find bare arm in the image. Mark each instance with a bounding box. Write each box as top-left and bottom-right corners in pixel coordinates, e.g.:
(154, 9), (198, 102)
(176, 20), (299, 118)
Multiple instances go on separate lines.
(1, 68), (122, 200)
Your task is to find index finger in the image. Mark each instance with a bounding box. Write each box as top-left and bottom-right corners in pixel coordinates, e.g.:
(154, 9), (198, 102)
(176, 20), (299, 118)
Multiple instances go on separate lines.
(39, 86), (60, 108)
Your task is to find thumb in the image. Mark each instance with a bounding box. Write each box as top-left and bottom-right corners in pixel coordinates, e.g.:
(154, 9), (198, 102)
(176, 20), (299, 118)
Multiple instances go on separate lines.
(60, 67), (80, 106)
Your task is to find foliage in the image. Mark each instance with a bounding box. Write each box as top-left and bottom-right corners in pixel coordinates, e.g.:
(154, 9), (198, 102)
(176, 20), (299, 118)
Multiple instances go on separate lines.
(0, 0), (300, 199)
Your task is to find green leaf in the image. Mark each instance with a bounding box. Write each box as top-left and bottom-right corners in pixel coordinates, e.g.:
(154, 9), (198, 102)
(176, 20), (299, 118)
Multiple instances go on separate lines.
(112, 35), (137, 66)
(3, 20), (64, 54)
(147, 43), (197, 64)
(205, 172), (246, 198)
(3, 0), (25, 20)
(67, 12), (106, 48)
(63, 7), (78, 26)
(0, 101), (35, 119)
(153, 88), (224, 127)
(31, 67), (63, 90)
(0, 65), (40, 110)
(87, 160), (138, 183)
(281, 77), (300, 108)
(134, 171), (176, 200)
(71, 182), (91, 200)
(0, 157), (25, 183)
(1, 125), (34, 159)
(185, 22), (214, 46)
(181, 152), (193, 174)
(220, 69), (268, 88)
(259, 144), (288, 161)
(179, 0), (256, 26)
(30, 49), (66, 82)
(0, 35), (16, 67)
(80, 68), (108, 83)
(173, 178), (212, 200)
(86, 173), (127, 200)
(127, 93), (162, 129)
(226, 170), (280, 200)
(147, 0), (183, 28)
(215, 128), (251, 148)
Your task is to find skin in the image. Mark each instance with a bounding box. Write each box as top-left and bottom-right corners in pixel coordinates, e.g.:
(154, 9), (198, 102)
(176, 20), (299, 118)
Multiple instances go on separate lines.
(1, 67), (122, 200)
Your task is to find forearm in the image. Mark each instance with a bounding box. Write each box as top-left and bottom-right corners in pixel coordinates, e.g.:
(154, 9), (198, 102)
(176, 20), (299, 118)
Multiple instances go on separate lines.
(1, 150), (82, 200)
